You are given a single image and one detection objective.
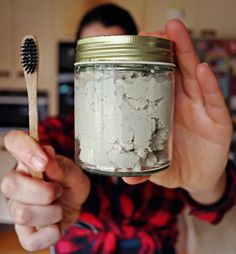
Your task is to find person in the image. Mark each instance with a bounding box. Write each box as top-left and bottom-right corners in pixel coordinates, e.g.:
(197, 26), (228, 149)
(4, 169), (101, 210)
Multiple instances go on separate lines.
(1, 3), (236, 254)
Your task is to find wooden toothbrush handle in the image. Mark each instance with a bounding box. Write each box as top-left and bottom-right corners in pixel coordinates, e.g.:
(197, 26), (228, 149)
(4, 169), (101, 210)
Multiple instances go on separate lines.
(26, 74), (43, 180)
(30, 120), (43, 180)
(32, 171), (43, 179)
(30, 131), (43, 179)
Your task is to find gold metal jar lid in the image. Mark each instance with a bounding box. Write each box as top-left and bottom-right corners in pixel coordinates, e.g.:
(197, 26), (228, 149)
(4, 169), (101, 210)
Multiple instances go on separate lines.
(76, 35), (174, 65)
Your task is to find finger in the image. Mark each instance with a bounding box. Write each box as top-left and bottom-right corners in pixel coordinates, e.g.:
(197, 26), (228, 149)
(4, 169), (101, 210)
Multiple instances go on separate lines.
(122, 176), (149, 185)
(1, 171), (63, 205)
(44, 152), (90, 207)
(165, 19), (202, 102)
(175, 69), (184, 94)
(9, 200), (62, 227)
(15, 224), (60, 252)
(196, 63), (232, 125)
(165, 19), (199, 80)
(4, 130), (48, 173)
(139, 31), (167, 38)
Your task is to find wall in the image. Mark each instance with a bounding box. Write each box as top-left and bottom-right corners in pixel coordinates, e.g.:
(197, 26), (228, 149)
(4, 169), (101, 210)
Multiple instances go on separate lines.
(51, 0), (236, 39)
(53, 0), (85, 41)
(0, 0), (235, 116)
(142, 0), (236, 37)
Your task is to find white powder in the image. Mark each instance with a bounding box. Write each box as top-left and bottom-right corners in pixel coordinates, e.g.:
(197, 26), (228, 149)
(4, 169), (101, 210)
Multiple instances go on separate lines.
(75, 65), (174, 174)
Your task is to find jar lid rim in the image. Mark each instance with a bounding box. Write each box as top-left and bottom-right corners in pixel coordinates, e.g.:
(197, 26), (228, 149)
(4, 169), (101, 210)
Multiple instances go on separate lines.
(74, 60), (176, 67)
(77, 35), (173, 46)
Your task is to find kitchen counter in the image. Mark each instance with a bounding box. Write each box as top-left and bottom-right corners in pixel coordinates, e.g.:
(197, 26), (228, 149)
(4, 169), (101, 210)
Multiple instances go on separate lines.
(0, 231), (50, 254)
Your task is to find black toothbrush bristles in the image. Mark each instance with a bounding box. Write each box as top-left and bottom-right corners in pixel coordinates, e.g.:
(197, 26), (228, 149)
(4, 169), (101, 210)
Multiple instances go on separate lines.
(21, 38), (38, 74)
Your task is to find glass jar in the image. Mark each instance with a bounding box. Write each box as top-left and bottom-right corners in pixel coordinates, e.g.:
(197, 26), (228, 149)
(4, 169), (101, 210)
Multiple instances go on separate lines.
(74, 35), (175, 176)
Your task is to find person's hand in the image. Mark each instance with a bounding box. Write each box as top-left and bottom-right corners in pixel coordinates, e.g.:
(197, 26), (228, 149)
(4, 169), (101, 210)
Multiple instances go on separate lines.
(0, 130), (90, 251)
(123, 19), (233, 204)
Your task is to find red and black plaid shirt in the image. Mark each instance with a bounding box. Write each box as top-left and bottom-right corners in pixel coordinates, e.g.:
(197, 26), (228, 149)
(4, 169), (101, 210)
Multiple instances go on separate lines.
(39, 115), (236, 254)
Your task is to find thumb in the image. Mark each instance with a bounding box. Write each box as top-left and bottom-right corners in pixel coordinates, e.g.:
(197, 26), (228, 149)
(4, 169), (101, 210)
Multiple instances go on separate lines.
(139, 30), (167, 38)
(43, 146), (91, 218)
(42, 145), (64, 183)
(196, 63), (232, 126)
(122, 176), (149, 185)
(43, 146), (89, 191)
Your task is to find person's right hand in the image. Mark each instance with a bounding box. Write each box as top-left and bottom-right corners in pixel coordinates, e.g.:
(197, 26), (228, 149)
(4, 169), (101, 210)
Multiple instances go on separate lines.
(0, 130), (90, 251)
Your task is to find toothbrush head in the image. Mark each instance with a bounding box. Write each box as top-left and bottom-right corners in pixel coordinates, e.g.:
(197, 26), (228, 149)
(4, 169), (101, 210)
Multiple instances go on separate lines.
(21, 35), (38, 74)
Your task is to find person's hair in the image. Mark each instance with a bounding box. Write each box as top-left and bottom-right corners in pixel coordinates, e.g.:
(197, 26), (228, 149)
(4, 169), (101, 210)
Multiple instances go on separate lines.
(76, 3), (138, 39)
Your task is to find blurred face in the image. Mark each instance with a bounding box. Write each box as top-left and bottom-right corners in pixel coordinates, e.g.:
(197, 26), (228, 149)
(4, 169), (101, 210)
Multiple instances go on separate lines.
(80, 22), (126, 38)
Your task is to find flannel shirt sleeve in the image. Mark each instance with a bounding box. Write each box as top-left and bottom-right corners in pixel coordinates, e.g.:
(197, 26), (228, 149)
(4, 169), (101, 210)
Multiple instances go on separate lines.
(39, 114), (75, 159)
(179, 160), (236, 224)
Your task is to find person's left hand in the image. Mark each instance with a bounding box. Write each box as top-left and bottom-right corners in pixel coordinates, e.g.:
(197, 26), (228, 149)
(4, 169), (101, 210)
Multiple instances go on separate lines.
(123, 19), (233, 205)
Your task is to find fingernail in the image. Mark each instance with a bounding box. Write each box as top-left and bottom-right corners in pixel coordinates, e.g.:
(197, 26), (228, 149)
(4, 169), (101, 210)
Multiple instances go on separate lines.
(31, 156), (47, 171)
(202, 62), (208, 66)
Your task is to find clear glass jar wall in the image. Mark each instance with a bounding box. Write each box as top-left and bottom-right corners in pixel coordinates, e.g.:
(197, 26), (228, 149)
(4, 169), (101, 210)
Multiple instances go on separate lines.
(75, 63), (175, 176)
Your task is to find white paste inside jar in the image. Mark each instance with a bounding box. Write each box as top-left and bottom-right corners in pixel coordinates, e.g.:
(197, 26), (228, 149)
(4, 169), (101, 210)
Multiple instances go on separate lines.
(75, 66), (173, 172)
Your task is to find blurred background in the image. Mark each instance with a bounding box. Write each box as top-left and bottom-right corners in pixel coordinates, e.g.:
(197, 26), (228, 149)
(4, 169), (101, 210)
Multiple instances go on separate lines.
(0, 0), (236, 123)
(0, 0), (236, 253)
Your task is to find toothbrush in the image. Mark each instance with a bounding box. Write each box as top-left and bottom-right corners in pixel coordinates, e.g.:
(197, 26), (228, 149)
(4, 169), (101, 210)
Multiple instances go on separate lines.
(21, 35), (43, 179)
